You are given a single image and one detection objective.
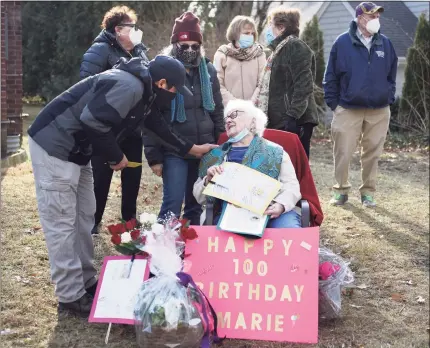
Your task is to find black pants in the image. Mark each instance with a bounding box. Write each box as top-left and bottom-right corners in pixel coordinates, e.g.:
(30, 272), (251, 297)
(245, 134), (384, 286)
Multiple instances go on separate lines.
(92, 136), (143, 226)
(298, 123), (315, 159)
(285, 122), (315, 159)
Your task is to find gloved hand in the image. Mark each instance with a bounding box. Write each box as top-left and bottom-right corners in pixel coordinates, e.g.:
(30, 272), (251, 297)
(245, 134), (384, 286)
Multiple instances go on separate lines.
(285, 116), (299, 135)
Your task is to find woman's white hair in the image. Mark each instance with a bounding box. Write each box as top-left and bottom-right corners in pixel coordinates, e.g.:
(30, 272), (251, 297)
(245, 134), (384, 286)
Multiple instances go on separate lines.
(224, 99), (267, 136)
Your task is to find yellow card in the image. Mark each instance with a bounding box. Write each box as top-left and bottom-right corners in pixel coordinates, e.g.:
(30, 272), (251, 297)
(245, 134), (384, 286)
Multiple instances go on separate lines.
(127, 162), (142, 168)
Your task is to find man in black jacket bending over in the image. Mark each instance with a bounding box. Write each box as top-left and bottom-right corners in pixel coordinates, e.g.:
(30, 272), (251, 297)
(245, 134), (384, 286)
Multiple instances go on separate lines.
(27, 56), (215, 317)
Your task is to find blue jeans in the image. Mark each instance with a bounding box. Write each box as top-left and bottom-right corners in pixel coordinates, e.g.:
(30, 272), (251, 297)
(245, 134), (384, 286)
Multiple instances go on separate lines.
(214, 209), (302, 228)
(159, 154), (202, 225)
(267, 209), (302, 228)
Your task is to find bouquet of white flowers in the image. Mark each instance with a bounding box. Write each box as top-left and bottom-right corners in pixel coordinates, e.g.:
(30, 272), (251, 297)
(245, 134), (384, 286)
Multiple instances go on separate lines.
(139, 212), (158, 230)
(134, 214), (222, 348)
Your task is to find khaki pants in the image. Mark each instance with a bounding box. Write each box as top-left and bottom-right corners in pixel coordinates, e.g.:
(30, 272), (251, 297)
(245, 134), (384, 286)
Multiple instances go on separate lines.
(29, 138), (97, 303)
(331, 106), (390, 195)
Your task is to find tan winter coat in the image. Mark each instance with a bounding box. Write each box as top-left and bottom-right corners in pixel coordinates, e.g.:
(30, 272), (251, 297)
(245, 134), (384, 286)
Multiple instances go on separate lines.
(213, 44), (266, 107)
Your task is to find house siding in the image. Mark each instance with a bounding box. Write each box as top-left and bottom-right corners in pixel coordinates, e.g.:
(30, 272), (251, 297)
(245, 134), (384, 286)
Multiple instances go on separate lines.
(404, 1), (429, 19)
(396, 61), (406, 97)
(318, 2), (353, 63)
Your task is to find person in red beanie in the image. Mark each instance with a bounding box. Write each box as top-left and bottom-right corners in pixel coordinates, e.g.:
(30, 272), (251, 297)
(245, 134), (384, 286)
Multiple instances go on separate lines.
(143, 11), (224, 225)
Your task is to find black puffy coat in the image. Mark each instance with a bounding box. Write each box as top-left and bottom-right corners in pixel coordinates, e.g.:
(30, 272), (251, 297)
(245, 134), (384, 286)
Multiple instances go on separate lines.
(80, 30), (149, 78)
(143, 57), (225, 166)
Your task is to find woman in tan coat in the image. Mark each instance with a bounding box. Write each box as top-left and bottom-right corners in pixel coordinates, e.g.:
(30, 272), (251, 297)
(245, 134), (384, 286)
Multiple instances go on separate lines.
(214, 16), (266, 107)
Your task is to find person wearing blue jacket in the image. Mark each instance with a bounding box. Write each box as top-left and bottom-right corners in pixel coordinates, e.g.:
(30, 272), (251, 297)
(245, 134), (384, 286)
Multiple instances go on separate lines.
(80, 6), (149, 235)
(323, 2), (398, 208)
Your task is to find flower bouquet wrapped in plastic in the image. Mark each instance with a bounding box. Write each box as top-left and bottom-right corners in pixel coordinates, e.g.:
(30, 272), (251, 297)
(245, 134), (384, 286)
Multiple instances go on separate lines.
(318, 247), (355, 319)
(107, 218), (146, 256)
(134, 214), (222, 348)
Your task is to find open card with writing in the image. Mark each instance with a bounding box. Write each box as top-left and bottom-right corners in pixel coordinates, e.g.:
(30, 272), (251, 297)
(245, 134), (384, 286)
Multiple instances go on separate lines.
(217, 203), (269, 238)
(203, 162), (281, 216)
(89, 255), (150, 325)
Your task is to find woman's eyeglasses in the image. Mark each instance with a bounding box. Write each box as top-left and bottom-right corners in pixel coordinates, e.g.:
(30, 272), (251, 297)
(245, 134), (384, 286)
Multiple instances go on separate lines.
(224, 110), (244, 123)
(118, 23), (142, 31)
(178, 43), (201, 51)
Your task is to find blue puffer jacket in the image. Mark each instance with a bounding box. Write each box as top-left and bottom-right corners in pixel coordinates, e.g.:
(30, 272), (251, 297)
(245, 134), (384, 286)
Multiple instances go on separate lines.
(323, 21), (398, 110)
(80, 30), (149, 78)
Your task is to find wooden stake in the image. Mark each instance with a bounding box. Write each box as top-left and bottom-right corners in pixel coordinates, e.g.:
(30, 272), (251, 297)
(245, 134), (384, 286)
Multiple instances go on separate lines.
(105, 323), (112, 345)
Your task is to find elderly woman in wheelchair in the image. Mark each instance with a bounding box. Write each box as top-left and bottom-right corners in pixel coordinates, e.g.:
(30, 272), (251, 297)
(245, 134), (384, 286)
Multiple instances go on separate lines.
(193, 99), (302, 228)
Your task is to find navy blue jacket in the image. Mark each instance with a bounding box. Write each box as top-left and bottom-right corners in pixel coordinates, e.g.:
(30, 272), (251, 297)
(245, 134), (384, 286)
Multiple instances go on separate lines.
(80, 30), (149, 78)
(323, 21), (398, 110)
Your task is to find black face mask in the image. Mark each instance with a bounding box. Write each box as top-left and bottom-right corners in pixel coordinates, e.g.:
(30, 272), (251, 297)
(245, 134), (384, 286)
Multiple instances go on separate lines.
(152, 85), (176, 110)
(173, 44), (200, 66)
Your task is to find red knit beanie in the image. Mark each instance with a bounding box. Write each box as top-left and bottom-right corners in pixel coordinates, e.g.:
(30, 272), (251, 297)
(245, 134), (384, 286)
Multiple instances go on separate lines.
(171, 12), (202, 44)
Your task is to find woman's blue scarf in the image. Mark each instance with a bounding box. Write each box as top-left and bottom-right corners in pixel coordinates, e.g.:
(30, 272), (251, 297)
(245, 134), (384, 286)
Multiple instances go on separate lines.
(170, 57), (215, 123)
(198, 136), (283, 179)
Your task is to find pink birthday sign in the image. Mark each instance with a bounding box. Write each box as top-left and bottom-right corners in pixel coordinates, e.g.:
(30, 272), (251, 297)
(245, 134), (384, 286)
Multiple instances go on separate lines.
(185, 226), (319, 343)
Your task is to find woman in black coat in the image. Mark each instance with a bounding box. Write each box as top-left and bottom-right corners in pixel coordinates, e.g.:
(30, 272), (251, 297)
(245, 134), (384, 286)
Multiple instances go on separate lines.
(257, 7), (318, 159)
(80, 5), (149, 234)
(143, 12), (224, 225)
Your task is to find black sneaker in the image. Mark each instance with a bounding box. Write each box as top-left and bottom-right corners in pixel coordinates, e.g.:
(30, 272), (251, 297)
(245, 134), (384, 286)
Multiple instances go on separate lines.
(91, 224), (99, 235)
(58, 293), (94, 318)
(86, 281), (98, 297)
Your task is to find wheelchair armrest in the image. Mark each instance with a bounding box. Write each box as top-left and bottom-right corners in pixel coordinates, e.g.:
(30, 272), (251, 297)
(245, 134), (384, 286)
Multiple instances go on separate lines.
(300, 199), (310, 227)
(204, 199), (214, 226)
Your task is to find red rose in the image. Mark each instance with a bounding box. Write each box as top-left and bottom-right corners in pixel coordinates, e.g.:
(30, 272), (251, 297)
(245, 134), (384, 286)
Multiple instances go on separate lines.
(125, 218), (137, 231)
(117, 223), (127, 234)
(130, 229), (140, 241)
(111, 234), (121, 245)
(107, 223), (127, 235)
(181, 227), (198, 241)
(180, 219), (190, 228)
(107, 224), (115, 234)
(107, 224), (120, 235)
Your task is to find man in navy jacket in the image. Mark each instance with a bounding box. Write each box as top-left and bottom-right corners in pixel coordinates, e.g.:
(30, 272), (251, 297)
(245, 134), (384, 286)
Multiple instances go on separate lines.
(323, 1), (398, 207)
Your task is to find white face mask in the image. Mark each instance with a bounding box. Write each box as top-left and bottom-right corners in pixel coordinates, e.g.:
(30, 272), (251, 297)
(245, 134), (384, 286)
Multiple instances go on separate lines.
(129, 28), (143, 46)
(227, 128), (250, 143)
(366, 18), (380, 35)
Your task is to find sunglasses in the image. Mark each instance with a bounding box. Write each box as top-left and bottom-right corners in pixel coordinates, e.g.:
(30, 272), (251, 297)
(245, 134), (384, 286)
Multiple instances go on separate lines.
(224, 110), (244, 123)
(118, 23), (142, 31)
(178, 43), (201, 51)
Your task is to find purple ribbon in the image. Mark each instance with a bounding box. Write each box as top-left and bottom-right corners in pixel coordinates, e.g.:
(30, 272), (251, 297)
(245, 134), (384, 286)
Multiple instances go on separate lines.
(177, 272), (225, 348)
